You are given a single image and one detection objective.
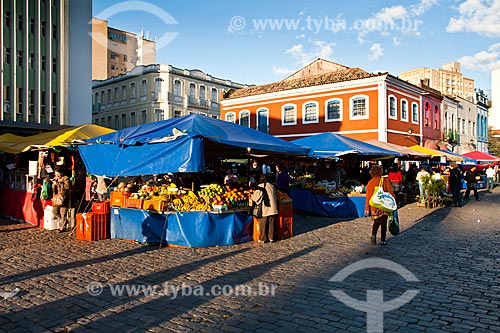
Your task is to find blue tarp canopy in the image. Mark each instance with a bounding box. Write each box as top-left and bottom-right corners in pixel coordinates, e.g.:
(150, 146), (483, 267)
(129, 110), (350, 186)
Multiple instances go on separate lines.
(292, 132), (402, 159)
(79, 114), (311, 176)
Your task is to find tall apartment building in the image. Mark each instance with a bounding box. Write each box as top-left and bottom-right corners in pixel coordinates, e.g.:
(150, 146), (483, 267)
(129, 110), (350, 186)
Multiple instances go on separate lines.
(400, 62), (475, 101)
(1, 0), (92, 135)
(91, 17), (156, 80)
(92, 64), (248, 129)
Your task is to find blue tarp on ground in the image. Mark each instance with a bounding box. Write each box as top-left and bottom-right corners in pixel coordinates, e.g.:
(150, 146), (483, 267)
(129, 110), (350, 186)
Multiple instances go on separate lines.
(292, 132), (402, 159)
(290, 189), (366, 218)
(110, 207), (252, 247)
(79, 114), (310, 176)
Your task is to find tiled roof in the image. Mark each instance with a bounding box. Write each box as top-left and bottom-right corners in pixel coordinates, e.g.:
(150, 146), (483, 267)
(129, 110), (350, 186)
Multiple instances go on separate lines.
(225, 67), (385, 99)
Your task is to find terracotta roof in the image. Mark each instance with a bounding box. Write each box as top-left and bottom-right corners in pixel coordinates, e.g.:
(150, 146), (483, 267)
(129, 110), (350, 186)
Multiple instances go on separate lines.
(225, 68), (385, 99)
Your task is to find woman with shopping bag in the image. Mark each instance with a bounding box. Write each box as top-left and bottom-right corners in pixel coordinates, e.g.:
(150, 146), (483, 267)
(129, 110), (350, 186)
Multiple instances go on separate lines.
(364, 165), (396, 246)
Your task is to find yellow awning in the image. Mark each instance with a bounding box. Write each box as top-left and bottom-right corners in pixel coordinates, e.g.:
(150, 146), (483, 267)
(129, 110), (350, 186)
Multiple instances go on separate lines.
(409, 145), (463, 162)
(0, 124), (115, 154)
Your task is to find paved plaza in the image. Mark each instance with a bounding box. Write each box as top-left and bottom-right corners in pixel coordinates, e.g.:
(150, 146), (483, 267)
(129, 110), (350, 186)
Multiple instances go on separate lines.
(0, 188), (499, 332)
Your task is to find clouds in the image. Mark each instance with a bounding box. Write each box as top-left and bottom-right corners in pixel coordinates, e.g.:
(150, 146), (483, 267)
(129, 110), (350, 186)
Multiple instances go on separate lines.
(273, 40), (336, 75)
(446, 0), (500, 37)
(458, 43), (500, 71)
(368, 43), (384, 61)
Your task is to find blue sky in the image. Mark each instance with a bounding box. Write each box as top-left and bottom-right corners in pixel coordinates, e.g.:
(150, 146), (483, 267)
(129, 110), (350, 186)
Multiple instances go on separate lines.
(92, 0), (500, 95)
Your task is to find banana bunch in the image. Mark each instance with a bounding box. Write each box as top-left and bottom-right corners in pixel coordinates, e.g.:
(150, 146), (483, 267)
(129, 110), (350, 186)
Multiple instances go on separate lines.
(172, 192), (210, 211)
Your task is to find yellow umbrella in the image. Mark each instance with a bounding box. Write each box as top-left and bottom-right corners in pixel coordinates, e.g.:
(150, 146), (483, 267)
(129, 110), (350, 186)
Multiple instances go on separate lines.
(408, 145), (463, 162)
(0, 124), (115, 154)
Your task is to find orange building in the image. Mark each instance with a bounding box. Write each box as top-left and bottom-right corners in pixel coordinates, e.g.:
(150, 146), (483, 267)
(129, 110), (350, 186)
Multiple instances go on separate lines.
(220, 60), (424, 147)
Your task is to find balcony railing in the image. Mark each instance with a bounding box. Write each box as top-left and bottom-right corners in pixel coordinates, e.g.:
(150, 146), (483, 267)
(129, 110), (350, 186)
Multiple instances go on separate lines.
(444, 130), (460, 144)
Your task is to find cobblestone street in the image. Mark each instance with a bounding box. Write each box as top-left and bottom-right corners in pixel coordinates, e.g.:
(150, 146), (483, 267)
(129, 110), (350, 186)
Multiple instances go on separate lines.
(0, 188), (499, 332)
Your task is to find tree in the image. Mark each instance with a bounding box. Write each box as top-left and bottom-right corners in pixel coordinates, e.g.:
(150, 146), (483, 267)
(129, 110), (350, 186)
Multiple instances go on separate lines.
(488, 128), (500, 155)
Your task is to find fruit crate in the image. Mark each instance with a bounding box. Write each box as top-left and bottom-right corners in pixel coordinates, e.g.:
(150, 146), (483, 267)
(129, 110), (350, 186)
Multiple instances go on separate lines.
(92, 201), (110, 214)
(278, 201), (293, 217)
(124, 197), (144, 209)
(110, 192), (131, 207)
(252, 216), (293, 241)
(142, 199), (167, 212)
(76, 212), (109, 241)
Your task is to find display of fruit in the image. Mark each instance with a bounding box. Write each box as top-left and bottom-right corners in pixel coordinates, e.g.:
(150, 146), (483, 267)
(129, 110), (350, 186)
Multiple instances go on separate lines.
(172, 190), (211, 211)
(276, 190), (291, 202)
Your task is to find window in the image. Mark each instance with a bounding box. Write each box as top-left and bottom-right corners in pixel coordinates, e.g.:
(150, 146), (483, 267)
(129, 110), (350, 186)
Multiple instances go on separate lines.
(130, 83), (136, 98)
(100, 91), (104, 104)
(114, 87), (119, 102)
(434, 105), (439, 129)
(282, 104), (297, 125)
(29, 53), (34, 69)
(411, 103), (419, 123)
(239, 110), (250, 127)
(4, 48), (10, 65)
(107, 116), (112, 128)
(155, 78), (163, 93)
(424, 102), (430, 127)
(41, 92), (46, 116)
(388, 96), (397, 119)
(350, 95), (369, 119)
(122, 114), (127, 129)
(28, 90), (34, 115)
(52, 24), (57, 39)
(4, 11), (10, 28)
(189, 83), (195, 97)
(200, 86), (206, 106)
(17, 50), (23, 67)
(110, 52), (116, 59)
(225, 112), (236, 123)
(303, 102), (318, 123)
(121, 85), (126, 101)
(141, 110), (147, 124)
(94, 92), (99, 105)
(17, 15), (22, 31)
(130, 112), (136, 126)
(154, 109), (163, 122)
(114, 115), (119, 129)
(123, 55), (127, 62)
(400, 99), (408, 121)
(174, 110), (182, 118)
(30, 18), (35, 33)
(41, 56), (46, 71)
(462, 119), (466, 134)
(52, 58), (57, 73)
(107, 89), (112, 104)
(141, 80), (147, 96)
(174, 80), (181, 96)
(211, 88), (218, 102)
(51, 93), (57, 122)
(257, 108), (269, 133)
(41, 21), (46, 36)
(326, 99), (342, 121)
(16, 88), (23, 114)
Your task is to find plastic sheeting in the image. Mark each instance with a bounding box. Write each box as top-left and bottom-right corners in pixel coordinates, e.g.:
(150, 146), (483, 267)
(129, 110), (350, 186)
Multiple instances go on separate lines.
(110, 207), (252, 247)
(79, 135), (204, 176)
(292, 133), (402, 159)
(80, 114), (310, 176)
(290, 189), (365, 218)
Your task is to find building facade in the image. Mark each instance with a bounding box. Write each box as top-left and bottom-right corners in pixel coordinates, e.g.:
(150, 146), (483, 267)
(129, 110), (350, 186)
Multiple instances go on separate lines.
(92, 64), (248, 129)
(441, 96), (460, 151)
(475, 89), (489, 152)
(1, 0), (92, 134)
(220, 61), (425, 147)
(91, 17), (156, 81)
(419, 81), (443, 150)
(400, 62), (475, 101)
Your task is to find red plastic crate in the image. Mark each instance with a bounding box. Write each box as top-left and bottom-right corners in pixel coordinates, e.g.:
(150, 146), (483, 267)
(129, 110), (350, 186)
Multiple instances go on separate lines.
(252, 216), (293, 241)
(142, 199), (166, 212)
(76, 213), (109, 241)
(278, 201), (293, 217)
(109, 192), (131, 207)
(92, 201), (110, 214)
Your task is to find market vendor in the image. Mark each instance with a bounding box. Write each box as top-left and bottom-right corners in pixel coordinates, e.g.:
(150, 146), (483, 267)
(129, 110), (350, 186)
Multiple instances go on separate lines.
(224, 168), (239, 184)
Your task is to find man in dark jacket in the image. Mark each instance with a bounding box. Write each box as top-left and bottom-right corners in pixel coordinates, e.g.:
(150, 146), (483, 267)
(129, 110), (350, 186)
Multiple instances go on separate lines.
(463, 166), (480, 201)
(448, 163), (463, 207)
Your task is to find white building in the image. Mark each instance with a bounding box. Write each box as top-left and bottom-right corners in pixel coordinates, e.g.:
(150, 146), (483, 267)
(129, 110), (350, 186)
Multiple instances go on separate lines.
(92, 64), (248, 129)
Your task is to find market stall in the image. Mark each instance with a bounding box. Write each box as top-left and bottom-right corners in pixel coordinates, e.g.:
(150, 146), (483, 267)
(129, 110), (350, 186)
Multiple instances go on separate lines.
(78, 114), (310, 246)
(0, 124), (115, 228)
(290, 188), (365, 218)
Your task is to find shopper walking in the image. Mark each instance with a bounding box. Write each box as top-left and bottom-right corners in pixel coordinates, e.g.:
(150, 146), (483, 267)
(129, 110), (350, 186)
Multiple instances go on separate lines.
(416, 166), (429, 200)
(464, 166), (480, 201)
(448, 163), (463, 207)
(486, 166), (495, 190)
(364, 165), (395, 247)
